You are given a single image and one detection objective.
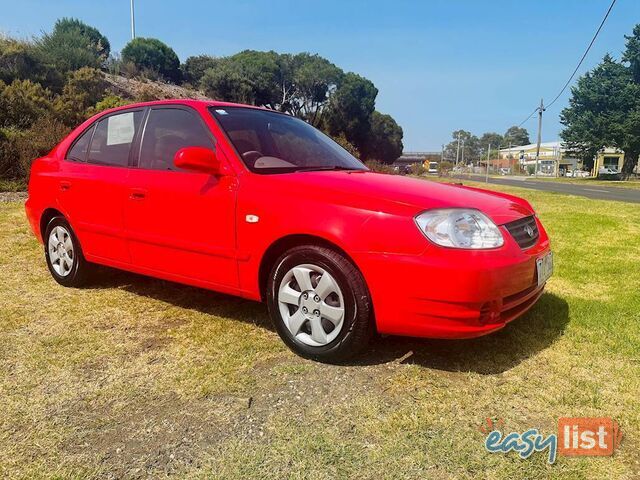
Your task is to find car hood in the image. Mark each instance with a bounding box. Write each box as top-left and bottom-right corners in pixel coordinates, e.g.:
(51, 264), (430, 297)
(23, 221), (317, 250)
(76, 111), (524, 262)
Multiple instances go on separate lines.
(271, 170), (533, 225)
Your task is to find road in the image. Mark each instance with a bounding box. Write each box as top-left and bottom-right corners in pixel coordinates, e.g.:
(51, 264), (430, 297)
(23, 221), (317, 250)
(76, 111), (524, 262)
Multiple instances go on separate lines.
(449, 174), (640, 204)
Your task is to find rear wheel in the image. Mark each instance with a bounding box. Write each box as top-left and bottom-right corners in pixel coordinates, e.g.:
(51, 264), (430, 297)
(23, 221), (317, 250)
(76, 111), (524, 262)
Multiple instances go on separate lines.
(44, 216), (92, 287)
(267, 245), (373, 362)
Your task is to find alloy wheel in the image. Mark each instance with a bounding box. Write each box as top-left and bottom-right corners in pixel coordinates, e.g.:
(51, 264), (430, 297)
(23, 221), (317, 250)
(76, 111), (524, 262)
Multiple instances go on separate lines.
(277, 264), (345, 347)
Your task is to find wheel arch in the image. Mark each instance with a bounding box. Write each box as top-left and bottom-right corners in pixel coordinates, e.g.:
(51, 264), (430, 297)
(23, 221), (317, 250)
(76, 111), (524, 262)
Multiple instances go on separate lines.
(40, 207), (65, 239)
(258, 234), (367, 303)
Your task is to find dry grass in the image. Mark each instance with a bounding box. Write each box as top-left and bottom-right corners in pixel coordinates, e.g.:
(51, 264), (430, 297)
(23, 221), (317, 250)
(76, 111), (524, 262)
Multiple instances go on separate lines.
(0, 182), (639, 479)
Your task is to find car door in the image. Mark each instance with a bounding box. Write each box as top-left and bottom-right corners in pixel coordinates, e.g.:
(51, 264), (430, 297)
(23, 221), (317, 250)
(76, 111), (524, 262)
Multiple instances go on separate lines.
(58, 108), (145, 264)
(124, 106), (239, 288)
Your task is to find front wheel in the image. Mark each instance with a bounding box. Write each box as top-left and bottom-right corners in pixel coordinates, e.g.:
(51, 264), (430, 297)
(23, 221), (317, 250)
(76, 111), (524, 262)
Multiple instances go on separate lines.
(267, 245), (373, 362)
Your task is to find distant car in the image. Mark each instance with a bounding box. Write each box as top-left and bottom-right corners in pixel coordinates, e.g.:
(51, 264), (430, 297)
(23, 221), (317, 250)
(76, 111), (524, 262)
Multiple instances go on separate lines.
(598, 167), (620, 179)
(499, 168), (510, 176)
(25, 99), (552, 362)
(428, 161), (438, 174)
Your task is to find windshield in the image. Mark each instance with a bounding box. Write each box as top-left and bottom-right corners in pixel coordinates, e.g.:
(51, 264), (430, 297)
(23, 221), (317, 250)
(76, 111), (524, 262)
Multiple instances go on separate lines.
(209, 107), (367, 174)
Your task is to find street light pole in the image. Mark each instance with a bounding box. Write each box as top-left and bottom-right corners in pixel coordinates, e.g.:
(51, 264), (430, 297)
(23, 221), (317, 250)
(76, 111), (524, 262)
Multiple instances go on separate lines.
(130, 0), (136, 40)
(455, 132), (461, 167)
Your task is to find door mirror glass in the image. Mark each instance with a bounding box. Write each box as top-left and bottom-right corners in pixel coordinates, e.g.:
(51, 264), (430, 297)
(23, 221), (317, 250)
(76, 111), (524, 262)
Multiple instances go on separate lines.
(174, 147), (222, 175)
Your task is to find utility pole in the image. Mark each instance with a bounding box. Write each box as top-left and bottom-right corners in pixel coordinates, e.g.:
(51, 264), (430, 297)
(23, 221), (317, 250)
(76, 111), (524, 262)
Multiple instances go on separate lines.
(441, 144), (444, 163)
(485, 143), (491, 183)
(534, 98), (545, 178)
(130, 0), (136, 40)
(461, 139), (465, 166)
(455, 132), (461, 167)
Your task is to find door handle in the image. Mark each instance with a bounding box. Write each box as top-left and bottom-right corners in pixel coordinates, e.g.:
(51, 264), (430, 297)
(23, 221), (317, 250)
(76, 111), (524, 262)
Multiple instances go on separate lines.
(60, 181), (71, 191)
(129, 188), (147, 200)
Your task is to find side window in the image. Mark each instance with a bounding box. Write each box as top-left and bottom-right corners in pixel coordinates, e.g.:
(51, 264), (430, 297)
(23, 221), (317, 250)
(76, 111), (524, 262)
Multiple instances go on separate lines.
(66, 125), (95, 162)
(87, 110), (143, 167)
(139, 108), (214, 171)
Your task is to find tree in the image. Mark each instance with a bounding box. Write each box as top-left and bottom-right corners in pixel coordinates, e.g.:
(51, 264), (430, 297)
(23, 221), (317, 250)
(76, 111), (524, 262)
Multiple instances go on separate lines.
(560, 53), (640, 176)
(121, 37), (181, 83)
(286, 53), (343, 125)
(503, 126), (530, 146)
(200, 58), (254, 104)
(37, 18), (109, 74)
(479, 132), (504, 157)
(324, 73), (378, 152)
(182, 54), (217, 85)
(443, 130), (480, 164)
(362, 111), (403, 163)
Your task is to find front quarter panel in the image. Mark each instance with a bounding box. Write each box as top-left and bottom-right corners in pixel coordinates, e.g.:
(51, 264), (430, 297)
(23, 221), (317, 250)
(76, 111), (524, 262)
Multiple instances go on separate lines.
(235, 173), (378, 297)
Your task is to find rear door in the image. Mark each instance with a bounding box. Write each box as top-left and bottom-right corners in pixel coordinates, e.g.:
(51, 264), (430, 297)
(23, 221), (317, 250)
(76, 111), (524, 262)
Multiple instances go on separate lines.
(124, 106), (238, 288)
(58, 108), (145, 263)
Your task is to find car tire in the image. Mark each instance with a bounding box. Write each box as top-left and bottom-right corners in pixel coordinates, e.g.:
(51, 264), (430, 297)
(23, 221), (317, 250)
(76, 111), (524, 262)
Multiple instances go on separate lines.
(44, 216), (92, 287)
(267, 245), (373, 363)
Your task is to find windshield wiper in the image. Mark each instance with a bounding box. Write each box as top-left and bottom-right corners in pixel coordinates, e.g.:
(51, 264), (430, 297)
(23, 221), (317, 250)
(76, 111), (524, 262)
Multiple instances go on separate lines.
(295, 165), (359, 172)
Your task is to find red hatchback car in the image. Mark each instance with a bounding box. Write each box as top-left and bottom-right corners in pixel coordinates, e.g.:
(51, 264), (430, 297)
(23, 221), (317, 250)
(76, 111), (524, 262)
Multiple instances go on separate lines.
(26, 100), (552, 361)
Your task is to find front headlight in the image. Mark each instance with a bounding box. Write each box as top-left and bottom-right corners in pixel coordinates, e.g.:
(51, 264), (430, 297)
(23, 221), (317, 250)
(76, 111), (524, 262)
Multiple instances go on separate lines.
(414, 208), (504, 249)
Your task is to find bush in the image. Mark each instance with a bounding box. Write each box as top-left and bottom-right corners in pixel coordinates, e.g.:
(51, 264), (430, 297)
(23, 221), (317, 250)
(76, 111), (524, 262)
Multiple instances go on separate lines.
(408, 163), (426, 176)
(0, 79), (51, 129)
(0, 116), (69, 180)
(0, 37), (58, 90)
(88, 95), (129, 116)
(364, 160), (396, 174)
(53, 68), (106, 126)
(121, 38), (181, 83)
(439, 160), (453, 175)
(37, 18), (109, 74)
(332, 133), (360, 159)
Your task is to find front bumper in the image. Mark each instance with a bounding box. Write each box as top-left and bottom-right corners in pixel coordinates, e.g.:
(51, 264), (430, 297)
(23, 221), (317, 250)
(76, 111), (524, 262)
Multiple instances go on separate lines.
(356, 218), (551, 339)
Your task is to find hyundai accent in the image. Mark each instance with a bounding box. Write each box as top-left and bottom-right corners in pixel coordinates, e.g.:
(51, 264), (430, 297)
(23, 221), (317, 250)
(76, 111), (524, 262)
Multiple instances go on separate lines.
(25, 100), (552, 362)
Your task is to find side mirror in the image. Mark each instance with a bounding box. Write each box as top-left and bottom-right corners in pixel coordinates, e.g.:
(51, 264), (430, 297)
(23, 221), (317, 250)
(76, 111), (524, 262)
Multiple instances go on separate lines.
(174, 146), (225, 175)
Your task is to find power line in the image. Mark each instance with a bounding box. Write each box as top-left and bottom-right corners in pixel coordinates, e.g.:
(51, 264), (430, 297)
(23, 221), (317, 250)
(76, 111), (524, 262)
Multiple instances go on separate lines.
(516, 0), (617, 126)
(546, 0), (617, 109)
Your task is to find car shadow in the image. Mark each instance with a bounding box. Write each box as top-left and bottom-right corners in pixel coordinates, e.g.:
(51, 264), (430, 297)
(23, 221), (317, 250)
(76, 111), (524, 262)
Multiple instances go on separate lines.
(87, 267), (569, 375)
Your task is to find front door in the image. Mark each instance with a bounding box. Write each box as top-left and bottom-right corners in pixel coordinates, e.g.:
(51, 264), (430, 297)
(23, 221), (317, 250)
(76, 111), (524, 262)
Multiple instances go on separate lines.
(124, 106), (238, 288)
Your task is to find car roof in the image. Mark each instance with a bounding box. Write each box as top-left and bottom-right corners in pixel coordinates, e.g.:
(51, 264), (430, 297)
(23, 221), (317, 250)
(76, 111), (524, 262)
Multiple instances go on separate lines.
(99, 98), (274, 116)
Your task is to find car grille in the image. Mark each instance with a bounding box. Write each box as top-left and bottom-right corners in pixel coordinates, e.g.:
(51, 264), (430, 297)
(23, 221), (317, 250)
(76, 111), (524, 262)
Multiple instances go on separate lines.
(504, 216), (539, 249)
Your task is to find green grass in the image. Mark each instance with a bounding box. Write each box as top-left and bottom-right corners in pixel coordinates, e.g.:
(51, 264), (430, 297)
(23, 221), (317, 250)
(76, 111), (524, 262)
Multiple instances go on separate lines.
(0, 183), (639, 479)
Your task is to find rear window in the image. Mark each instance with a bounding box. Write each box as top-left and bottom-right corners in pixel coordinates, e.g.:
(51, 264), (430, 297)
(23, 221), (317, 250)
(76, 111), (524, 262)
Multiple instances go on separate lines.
(87, 110), (144, 167)
(66, 126), (94, 162)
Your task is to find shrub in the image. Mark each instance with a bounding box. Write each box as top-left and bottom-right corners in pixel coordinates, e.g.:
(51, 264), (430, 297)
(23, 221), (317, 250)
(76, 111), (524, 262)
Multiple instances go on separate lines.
(121, 38), (181, 83)
(0, 79), (51, 129)
(0, 37), (63, 92)
(332, 133), (360, 159)
(54, 67), (106, 126)
(0, 116), (69, 180)
(364, 160), (396, 174)
(439, 160), (453, 175)
(88, 95), (129, 115)
(408, 162), (426, 176)
(37, 18), (109, 74)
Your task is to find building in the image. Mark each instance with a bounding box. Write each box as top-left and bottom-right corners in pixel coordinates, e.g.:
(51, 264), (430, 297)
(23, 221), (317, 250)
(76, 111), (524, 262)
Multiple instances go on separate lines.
(498, 141), (581, 175)
(593, 147), (625, 173)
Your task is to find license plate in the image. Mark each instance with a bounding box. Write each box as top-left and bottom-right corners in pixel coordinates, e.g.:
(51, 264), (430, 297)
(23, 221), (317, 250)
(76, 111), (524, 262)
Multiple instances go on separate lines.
(536, 252), (553, 287)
